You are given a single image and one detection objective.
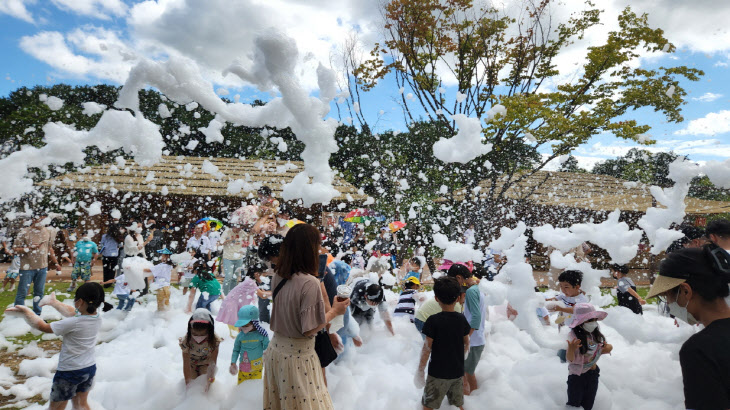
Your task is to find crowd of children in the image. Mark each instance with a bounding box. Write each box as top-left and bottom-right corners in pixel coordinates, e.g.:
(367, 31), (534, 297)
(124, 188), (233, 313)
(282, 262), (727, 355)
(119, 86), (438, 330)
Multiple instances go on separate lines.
(5, 214), (663, 410)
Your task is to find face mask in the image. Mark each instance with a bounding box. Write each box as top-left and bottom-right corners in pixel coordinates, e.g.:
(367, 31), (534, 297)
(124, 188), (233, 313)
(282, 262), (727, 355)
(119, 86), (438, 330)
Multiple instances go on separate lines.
(582, 321), (599, 333)
(668, 288), (698, 325)
(192, 335), (208, 343)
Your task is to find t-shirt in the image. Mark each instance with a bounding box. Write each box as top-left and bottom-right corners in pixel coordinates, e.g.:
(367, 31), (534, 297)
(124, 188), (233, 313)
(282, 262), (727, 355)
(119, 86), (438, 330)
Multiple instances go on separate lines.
(181, 258), (197, 279)
(187, 235), (212, 255)
(74, 240), (98, 263)
(617, 277), (635, 294)
(567, 331), (603, 376)
(394, 289), (417, 321)
(220, 229), (248, 260)
(112, 273), (131, 296)
(231, 328), (270, 363)
(269, 272), (326, 338)
(679, 317), (730, 410)
(557, 293), (589, 327)
(350, 278), (390, 320)
(16, 226), (53, 270)
(50, 314), (102, 371)
(422, 311), (471, 379)
(124, 234), (144, 258)
(464, 285), (486, 347)
(207, 231), (221, 251)
(150, 263), (173, 287)
(415, 298), (463, 323)
(190, 275), (222, 295)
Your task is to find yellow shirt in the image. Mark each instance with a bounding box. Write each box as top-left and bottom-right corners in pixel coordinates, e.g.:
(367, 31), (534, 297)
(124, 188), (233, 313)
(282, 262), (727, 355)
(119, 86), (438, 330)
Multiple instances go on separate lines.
(415, 297), (463, 322)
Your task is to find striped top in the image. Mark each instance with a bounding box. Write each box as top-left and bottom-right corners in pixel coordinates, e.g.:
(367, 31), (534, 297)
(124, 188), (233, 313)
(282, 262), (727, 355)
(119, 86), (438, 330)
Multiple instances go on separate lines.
(393, 289), (417, 321)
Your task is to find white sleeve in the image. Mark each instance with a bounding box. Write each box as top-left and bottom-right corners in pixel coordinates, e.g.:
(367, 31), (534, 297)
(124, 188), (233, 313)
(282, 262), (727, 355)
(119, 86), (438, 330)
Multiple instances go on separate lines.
(50, 316), (76, 336)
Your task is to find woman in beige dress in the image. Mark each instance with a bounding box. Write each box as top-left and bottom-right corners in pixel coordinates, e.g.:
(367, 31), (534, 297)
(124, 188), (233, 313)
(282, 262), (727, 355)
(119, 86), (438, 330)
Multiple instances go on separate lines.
(263, 223), (349, 410)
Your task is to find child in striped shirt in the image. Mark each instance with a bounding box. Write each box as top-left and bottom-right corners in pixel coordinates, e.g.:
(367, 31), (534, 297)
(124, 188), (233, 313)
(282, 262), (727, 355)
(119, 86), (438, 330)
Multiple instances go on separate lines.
(394, 276), (421, 322)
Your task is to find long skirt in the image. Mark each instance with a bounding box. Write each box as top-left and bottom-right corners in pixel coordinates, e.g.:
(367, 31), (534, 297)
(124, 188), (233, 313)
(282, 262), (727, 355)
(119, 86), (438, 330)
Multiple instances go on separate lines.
(263, 334), (334, 410)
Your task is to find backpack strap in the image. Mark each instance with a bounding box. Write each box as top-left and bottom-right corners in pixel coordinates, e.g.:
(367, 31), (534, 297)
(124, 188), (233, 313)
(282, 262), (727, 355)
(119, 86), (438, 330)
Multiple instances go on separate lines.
(272, 277), (288, 300)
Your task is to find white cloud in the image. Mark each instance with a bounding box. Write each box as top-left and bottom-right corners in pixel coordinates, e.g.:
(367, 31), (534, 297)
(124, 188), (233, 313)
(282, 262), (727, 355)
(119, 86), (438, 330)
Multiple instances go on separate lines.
(19, 27), (138, 82)
(0, 0), (35, 23)
(692, 92), (723, 102)
(50, 0), (127, 19)
(675, 110), (730, 136)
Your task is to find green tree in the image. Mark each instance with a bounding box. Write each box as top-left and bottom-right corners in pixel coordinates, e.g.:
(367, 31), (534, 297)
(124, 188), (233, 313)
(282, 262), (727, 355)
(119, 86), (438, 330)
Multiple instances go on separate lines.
(351, 0), (702, 241)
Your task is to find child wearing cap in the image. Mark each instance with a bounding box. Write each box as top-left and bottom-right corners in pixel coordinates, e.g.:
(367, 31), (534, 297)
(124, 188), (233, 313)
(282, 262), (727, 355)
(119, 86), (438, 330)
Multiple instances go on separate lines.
(565, 303), (613, 410)
(181, 308), (222, 390)
(68, 235), (99, 292)
(5, 282), (105, 409)
(143, 248), (176, 311)
(415, 277), (471, 410)
(229, 305), (270, 384)
(394, 276), (421, 322)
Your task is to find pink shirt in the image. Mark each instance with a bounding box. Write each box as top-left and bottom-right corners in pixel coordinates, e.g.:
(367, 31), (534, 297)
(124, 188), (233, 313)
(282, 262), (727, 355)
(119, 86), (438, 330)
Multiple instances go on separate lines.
(567, 331), (604, 375)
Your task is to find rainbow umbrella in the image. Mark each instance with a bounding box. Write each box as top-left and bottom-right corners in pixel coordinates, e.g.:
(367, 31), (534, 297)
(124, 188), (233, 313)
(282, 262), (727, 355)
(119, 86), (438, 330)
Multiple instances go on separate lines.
(196, 217), (224, 231)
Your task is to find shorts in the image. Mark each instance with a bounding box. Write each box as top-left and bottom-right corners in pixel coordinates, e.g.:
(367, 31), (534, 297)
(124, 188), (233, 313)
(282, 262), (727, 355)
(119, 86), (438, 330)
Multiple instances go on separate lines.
(464, 345), (485, 374)
(71, 261), (92, 281)
(156, 286), (171, 310)
(237, 358), (263, 384)
(422, 375), (463, 409)
(5, 270), (18, 279)
(50, 365), (96, 402)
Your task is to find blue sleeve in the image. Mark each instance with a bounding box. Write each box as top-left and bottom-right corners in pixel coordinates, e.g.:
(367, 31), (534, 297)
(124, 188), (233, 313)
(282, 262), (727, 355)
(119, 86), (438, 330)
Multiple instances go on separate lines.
(466, 286), (481, 330)
(231, 333), (242, 363)
(262, 335), (270, 352)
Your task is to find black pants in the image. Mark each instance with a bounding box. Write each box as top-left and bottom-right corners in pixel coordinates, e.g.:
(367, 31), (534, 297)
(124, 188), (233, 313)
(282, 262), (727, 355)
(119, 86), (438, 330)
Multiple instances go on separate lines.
(102, 256), (117, 288)
(351, 304), (375, 326)
(567, 366), (600, 410)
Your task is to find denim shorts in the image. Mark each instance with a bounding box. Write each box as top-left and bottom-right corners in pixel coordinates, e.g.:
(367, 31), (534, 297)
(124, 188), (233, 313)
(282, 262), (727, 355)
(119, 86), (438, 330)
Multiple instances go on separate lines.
(50, 365), (96, 402)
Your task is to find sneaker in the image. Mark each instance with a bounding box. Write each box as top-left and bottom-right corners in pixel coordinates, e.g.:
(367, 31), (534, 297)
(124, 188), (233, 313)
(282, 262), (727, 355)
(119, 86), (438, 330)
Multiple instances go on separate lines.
(67, 286), (75, 293)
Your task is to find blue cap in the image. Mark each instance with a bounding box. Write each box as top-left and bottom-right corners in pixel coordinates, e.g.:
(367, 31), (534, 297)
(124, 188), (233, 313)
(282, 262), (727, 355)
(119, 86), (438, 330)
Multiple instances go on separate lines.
(234, 305), (259, 327)
(156, 248), (173, 255)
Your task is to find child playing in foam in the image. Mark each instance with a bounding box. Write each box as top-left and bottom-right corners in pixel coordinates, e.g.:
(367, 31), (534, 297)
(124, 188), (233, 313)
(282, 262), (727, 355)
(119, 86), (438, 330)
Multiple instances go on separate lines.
(143, 248), (176, 311)
(548, 270), (589, 328)
(565, 303), (613, 410)
(6, 283), (104, 410)
(181, 308), (221, 391)
(229, 305), (270, 384)
(102, 272), (136, 311)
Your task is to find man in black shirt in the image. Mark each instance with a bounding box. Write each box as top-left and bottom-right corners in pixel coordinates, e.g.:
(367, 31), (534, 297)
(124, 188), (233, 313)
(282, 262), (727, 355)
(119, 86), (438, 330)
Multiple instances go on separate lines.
(647, 246), (730, 409)
(415, 277), (470, 410)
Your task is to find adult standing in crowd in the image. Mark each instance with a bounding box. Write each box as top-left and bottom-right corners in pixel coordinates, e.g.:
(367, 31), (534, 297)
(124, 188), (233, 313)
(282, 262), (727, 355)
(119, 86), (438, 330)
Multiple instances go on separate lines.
(100, 218), (124, 288)
(220, 222), (247, 295)
(13, 211), (61, 315)
(186, 224), (212, 262)
(143, 218), (164, 262)
(263, 224), (348, 410)
(124, 222), (145, 259)
(707, 219), (730, 251)
(647, 246), (730, 409)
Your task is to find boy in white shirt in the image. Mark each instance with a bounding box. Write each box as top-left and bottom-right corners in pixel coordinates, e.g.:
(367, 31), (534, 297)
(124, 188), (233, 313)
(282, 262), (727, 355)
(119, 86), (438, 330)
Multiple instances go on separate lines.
(102, 273), (135, 311)
(548, 270), (589, 328)
(144, 249), (176, 311)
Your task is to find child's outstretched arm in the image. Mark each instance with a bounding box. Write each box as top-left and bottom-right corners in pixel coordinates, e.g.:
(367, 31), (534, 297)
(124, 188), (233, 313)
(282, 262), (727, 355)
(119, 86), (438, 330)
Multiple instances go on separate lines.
(414, 337), (433, 388)
(186, 288), (197, 313)
(39, 292), (75, 317)
(627, 288), (646, 305)
(4, 306), (53, 333)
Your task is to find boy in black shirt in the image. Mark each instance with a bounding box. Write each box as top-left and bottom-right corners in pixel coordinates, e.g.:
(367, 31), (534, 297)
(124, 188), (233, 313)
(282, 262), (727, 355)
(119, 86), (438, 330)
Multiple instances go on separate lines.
(415, 277), (470, 410)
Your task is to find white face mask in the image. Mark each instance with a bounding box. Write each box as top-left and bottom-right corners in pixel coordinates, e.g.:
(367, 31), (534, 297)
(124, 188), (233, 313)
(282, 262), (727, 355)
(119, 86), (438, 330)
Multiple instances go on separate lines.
(582, 321), (599, 333)
(668, 288), (698, 325)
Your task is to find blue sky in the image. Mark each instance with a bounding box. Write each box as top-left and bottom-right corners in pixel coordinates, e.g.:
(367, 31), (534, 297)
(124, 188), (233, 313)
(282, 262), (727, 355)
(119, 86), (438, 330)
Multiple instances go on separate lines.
(1, 0), (729, 171)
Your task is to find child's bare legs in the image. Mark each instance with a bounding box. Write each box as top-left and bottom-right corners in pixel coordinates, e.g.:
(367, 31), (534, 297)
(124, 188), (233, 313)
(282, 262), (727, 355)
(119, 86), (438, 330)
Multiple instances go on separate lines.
(49, 400), (68, 410)
(465, 372), (477, 394)
(71, 391), (91, 410)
